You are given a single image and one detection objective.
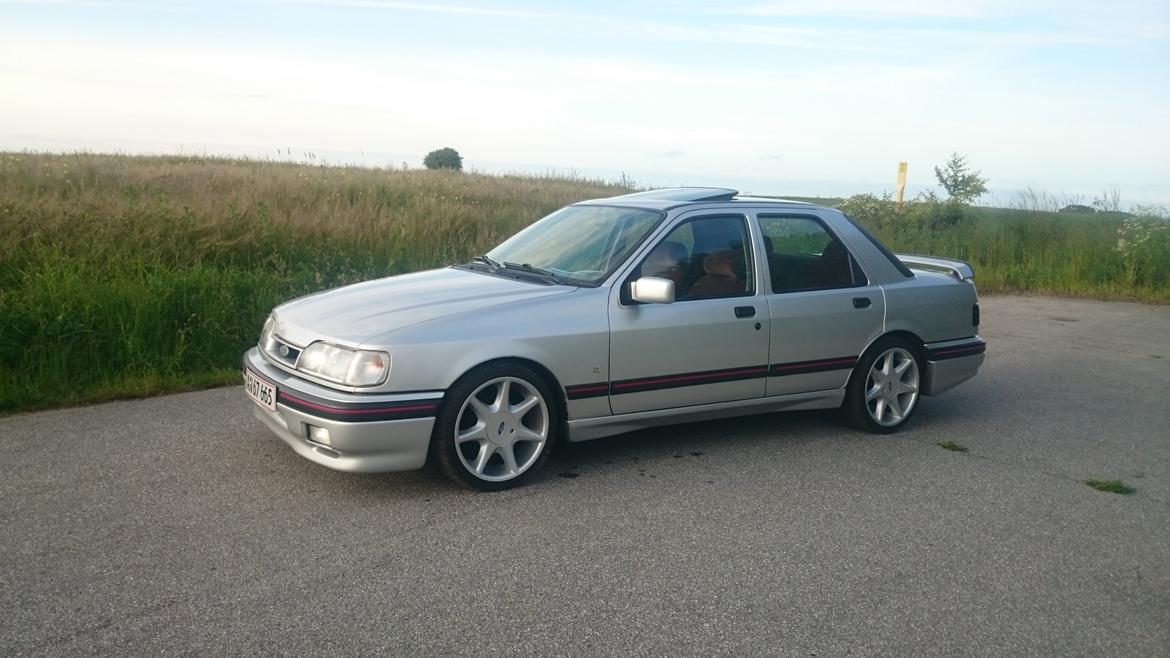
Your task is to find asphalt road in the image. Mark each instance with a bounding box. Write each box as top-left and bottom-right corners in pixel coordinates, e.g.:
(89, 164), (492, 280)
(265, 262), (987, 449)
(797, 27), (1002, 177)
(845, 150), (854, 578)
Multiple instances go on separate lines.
(2, 295), (1168, 656)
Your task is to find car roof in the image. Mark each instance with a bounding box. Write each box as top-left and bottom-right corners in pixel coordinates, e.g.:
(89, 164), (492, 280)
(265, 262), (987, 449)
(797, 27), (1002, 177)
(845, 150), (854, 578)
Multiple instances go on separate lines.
(574, 187), (830, 212)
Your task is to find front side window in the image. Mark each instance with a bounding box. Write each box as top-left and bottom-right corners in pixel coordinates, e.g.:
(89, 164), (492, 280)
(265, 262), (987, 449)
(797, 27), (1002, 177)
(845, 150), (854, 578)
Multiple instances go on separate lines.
(486, 205), (663, 286)
(759, 215), (867, 293)
(633, 215), (754, 301)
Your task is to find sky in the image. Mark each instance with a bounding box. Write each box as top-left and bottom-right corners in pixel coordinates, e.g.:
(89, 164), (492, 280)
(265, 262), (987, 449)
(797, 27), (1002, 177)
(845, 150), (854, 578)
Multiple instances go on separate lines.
(2, 0), (1169, 205)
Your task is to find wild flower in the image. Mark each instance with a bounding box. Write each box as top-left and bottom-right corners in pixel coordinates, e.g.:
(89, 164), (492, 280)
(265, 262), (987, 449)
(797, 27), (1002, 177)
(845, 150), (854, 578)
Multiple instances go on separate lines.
(1115, 207), (1170, 286)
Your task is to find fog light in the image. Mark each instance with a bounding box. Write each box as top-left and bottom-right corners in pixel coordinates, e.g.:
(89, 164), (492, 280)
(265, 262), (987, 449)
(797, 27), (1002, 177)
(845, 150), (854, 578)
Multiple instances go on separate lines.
(306, 424), (331, 446)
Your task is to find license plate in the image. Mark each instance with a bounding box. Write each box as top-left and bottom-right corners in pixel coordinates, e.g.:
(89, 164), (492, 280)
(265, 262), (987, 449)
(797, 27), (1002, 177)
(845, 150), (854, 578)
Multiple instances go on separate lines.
(244, 368), (277, 412)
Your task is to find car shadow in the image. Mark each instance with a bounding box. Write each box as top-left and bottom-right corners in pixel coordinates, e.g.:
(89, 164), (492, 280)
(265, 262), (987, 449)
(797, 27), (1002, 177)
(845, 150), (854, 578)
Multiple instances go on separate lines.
(261, 395), (983, 497)
(537, 408), (844, 479)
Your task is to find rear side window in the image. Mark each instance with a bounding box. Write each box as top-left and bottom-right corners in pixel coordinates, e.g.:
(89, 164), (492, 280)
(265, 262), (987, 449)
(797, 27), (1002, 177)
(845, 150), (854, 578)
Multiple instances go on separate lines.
(840, 213), (914, 278)
(759, 215), (867, 293)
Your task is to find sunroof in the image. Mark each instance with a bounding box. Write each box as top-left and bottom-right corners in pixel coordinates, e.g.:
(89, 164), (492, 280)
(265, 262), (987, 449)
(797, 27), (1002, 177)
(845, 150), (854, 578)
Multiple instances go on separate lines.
(615, 187), (739, 202)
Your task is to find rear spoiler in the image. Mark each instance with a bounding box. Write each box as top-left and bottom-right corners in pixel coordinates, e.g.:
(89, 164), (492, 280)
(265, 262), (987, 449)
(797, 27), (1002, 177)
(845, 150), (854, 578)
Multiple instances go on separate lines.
(895, 254), (975, 281)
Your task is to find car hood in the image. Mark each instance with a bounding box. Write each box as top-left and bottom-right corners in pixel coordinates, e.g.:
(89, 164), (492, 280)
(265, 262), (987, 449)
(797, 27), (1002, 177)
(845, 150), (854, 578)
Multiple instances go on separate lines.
(271, 267), (577, 347)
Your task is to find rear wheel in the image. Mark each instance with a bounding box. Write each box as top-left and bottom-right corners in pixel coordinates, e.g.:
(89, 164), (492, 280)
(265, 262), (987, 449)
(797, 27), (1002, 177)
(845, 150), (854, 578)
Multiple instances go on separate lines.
(431, 362), (559, 491)
(845, 336), (922, 433)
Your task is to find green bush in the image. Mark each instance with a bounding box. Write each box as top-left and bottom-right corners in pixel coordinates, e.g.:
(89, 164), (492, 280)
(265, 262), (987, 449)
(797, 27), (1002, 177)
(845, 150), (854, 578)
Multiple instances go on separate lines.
(423, 147), (463, 171)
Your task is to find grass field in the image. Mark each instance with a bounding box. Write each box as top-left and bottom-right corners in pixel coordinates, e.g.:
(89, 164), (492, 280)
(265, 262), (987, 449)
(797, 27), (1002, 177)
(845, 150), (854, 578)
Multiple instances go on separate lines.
(838, 195), (1170, 302)
(1, 152), (1167, 413)
(0, 152), (628, 413)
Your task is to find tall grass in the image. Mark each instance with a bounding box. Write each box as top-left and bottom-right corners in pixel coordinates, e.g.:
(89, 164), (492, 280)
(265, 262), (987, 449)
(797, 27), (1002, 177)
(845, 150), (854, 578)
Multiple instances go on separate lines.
(837, 194), (1170, 302)
(884, 208), (1170, 298)
(2, 153), (1167, 414)
(0, 152), (629, 412)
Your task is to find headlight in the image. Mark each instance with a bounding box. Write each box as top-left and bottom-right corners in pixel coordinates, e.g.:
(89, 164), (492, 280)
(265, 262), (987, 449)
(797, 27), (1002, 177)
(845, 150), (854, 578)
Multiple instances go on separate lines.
(259, 315), (275, 348)
(296, 342), (390, 387)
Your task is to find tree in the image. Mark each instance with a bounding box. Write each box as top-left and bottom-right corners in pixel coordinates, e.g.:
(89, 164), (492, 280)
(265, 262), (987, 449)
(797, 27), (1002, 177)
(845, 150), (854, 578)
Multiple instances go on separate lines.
(423, 147), (463, 171)
(933, 152), (988, 204)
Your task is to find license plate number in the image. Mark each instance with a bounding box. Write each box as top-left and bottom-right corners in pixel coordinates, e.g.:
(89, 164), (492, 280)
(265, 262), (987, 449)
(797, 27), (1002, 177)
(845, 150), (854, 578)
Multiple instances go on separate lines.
(244, 368), (277, 411)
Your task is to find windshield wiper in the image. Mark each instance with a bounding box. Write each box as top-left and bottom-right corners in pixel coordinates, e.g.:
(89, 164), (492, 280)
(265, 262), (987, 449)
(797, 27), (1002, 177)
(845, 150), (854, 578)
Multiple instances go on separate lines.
(471, 254), (502, 269)
(502, 261), (566, 285)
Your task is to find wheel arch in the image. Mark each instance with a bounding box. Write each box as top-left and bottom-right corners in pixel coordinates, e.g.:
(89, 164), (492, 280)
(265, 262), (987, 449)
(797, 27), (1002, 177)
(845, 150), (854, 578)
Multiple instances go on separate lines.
(847, 329), (929, 390)
(439, 355), (570, 440)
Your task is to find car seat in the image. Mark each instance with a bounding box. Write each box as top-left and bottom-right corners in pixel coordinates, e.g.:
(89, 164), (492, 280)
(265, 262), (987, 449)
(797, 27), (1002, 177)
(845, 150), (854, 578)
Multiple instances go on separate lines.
(688, 250), (746, 298)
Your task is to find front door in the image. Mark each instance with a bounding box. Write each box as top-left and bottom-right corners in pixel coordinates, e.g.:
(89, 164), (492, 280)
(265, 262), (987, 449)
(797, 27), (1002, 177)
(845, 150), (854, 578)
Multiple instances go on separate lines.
(608, 213), (770, 415)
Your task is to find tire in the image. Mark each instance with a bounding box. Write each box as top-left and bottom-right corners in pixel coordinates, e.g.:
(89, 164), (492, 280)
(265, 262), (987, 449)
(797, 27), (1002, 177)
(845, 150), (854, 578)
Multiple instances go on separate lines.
(430, 362), (560, 491)
(844, 336), (923, 434)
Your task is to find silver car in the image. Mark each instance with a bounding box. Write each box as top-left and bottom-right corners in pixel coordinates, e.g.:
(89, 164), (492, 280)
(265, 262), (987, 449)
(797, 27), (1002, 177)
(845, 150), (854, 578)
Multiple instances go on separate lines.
(243, 188), (985, 490)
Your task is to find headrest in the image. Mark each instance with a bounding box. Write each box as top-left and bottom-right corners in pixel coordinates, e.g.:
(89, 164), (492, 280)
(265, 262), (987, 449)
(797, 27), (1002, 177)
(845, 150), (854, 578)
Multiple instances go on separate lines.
(703, 250), (737, 278)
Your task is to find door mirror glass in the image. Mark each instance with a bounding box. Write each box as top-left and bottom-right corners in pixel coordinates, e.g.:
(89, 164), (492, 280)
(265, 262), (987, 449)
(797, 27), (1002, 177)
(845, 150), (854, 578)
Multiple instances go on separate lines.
(630, 276), (675, 304)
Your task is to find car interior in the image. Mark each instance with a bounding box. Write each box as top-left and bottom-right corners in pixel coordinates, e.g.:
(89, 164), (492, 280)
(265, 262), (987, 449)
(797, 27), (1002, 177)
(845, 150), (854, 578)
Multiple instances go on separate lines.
(633, 215), (868, 301)
(635, 217), (753, 301)
(760, 217), (867, 293)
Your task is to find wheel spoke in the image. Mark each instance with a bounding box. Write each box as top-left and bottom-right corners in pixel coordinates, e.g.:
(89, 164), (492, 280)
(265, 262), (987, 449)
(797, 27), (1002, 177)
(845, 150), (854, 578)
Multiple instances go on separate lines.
(896, 381), (918, 394)
(510, 395), (540, 417)
(468, 396), (491, 420)
(886, 396), (904, 421)
(474, 443), (495, 474)
(866, 383), (882, 401)
(895, 358), (912, 376)
(500, 444), (519, 474)
(881, 352), (894, 376)
(873, 398), (886, 422)
(458, 421), (487, 443)
(493, 379), (511, 411)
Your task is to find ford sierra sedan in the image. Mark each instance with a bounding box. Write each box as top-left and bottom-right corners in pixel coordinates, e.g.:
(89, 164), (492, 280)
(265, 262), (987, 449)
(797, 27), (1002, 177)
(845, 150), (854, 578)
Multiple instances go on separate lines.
(244, 188), (985, 490)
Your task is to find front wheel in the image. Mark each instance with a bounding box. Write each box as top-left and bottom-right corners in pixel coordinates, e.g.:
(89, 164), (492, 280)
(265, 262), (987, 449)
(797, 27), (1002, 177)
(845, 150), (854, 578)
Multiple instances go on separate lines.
(844, 337), (923, 433)
(431, 362), (559, 491)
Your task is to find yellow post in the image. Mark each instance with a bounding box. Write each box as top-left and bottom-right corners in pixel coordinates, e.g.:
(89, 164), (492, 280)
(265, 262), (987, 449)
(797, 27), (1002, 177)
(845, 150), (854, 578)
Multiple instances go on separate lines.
(895, 161), (908, 212)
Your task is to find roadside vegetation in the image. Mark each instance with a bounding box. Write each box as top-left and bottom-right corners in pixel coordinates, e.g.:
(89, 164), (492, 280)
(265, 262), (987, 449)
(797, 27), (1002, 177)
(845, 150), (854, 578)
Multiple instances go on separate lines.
(0, 152), (628, 412)
(1, 151), (1167, 413)
(836, 196), (1170, 302)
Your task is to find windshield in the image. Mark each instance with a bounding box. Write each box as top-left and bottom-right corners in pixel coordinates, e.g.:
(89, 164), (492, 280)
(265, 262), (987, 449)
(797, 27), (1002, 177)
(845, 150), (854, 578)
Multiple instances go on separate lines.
(485, 205), (663, 285)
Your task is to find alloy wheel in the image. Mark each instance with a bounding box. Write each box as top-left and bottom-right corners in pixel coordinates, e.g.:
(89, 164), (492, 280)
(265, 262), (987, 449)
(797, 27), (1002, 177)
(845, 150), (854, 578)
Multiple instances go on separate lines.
(865, 347), (920, 427)
(454, 376), (549, 482)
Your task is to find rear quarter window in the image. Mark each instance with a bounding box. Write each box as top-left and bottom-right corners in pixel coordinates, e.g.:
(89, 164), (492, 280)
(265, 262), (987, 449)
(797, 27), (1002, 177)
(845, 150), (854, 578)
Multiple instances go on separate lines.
(840, 213), (914, 278)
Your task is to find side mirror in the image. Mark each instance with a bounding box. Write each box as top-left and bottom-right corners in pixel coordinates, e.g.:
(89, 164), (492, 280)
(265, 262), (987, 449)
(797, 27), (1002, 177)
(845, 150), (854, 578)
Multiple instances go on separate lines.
(630, 276), (675, 304)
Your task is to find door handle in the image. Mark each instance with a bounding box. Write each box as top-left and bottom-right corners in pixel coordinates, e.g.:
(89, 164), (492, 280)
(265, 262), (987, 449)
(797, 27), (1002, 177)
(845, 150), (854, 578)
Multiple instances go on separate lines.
(735, 306), (756, 318)
(852, 297), (872, 309)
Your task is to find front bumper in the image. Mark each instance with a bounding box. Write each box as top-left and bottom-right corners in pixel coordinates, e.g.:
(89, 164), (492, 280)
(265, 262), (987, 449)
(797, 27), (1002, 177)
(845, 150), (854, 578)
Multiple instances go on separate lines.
(243, 347), (442, 472)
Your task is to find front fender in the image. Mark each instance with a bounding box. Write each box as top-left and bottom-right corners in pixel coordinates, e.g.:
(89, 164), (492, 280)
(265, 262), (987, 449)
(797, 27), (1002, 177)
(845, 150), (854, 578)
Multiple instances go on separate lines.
(368, 288), (611, 415)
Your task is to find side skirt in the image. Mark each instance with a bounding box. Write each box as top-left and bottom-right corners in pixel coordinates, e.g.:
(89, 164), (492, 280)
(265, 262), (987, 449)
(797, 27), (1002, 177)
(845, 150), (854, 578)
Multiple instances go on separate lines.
(566, 389), (846, 443)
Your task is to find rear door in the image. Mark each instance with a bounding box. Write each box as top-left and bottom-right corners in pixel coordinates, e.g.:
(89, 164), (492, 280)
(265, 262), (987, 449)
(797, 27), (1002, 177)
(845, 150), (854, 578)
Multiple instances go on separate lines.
(608, 212), (770, 415)
(757, 212), (885, 396)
